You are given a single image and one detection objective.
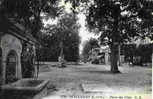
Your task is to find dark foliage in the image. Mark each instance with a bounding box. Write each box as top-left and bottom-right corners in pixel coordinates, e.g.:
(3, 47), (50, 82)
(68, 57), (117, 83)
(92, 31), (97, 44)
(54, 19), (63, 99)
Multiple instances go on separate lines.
(82, 38), (100, 62)
(0, 0), (61, 38)
(37, 13), (80, 62)
(123, 43), (153, 65)
(67, 0), (153, 72)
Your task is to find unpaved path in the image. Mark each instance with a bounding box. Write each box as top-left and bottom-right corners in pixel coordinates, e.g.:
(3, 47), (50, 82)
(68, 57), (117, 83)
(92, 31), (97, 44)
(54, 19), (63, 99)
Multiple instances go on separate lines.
(38, 63), (152, 99)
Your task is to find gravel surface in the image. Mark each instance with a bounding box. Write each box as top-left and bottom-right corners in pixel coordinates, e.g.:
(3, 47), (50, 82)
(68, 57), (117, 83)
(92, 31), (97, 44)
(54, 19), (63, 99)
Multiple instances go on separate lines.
(38, 63), (152, 99)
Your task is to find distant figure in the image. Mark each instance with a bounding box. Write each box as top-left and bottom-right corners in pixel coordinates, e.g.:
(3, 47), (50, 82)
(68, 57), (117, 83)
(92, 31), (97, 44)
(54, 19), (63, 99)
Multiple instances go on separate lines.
(58, 56), (62, 63)
(58, 55), (66, 68)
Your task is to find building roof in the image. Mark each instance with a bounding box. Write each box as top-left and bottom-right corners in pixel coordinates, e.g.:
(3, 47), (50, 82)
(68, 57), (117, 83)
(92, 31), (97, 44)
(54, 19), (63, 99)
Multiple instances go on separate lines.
(0, 16), (38, 45)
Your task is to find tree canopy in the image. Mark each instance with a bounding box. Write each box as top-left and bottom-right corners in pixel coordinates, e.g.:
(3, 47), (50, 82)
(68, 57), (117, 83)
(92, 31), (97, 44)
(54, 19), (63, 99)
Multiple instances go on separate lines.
(66, 0), (153, 72)
(85, 0), (153, 43)
(38, 13), (81, 62)
(0, 0), (62, 38)
(82, 38), (100, 62)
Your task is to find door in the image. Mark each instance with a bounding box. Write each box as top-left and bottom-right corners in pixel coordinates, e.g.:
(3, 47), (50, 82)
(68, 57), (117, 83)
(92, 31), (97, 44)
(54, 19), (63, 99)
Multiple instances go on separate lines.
(6, 50), (18, 84)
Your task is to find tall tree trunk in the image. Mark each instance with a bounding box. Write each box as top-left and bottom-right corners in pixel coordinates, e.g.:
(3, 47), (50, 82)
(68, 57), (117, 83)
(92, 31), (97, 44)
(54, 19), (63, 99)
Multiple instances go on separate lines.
(60, 41), (64, 57)
(110, 4), (121, 73)
(118, 44), (121, 66)
(110, 43), (120, 73)
(152, 52), (153, 67)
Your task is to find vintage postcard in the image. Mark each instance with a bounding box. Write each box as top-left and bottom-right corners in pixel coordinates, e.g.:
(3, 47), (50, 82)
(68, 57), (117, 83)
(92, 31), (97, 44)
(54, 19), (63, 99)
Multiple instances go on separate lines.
(0, 0), (152, 99)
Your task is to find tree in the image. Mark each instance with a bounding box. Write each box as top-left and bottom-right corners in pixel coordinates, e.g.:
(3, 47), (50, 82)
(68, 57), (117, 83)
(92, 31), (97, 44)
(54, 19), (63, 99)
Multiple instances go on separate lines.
(66, 0), (153, 73)
(0, 0), (62, 38)
(0, 0), (63, 78)
(82, 38), (100, 62)
(39, 13), (81, 62)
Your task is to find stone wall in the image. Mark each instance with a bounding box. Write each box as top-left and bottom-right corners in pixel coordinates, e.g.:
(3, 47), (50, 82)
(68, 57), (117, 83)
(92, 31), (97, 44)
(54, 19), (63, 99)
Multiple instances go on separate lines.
(0, 34), (22, 84)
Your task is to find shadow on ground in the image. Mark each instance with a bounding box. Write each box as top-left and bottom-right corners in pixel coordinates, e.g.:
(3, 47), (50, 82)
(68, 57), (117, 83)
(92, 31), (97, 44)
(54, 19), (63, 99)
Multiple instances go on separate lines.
(79, 70), (122, 74)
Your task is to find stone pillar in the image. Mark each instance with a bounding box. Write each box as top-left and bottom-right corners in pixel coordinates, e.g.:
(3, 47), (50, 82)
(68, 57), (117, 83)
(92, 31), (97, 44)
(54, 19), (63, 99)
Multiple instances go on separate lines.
(1, 34), (22, 84)
(17, 52), (22, 79)
(33, 45), (38, 78)
(105, 52), (109, 65)
(2, 62), (5, 84)
(2, 53), (7, 85)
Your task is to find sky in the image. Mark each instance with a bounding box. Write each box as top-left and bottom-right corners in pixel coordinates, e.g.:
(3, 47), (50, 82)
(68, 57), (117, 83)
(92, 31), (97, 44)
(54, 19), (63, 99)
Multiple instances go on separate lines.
(43, 0), (98, 54)
(77, 13), (98, 53)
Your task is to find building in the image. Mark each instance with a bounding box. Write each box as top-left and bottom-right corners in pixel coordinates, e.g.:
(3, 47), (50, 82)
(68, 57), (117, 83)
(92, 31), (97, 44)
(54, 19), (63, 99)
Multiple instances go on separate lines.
(0, 16), (38, 85)
(89, 46), (111, 64)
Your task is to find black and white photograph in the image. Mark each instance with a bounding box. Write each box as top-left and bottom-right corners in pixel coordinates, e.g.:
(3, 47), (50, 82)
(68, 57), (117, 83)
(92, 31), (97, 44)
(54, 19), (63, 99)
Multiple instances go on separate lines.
(0, 0), (152, 99)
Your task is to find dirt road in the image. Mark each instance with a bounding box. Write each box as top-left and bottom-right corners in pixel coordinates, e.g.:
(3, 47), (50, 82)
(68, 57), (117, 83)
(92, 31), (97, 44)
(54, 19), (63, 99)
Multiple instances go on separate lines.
(38, 63), (152, 99)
